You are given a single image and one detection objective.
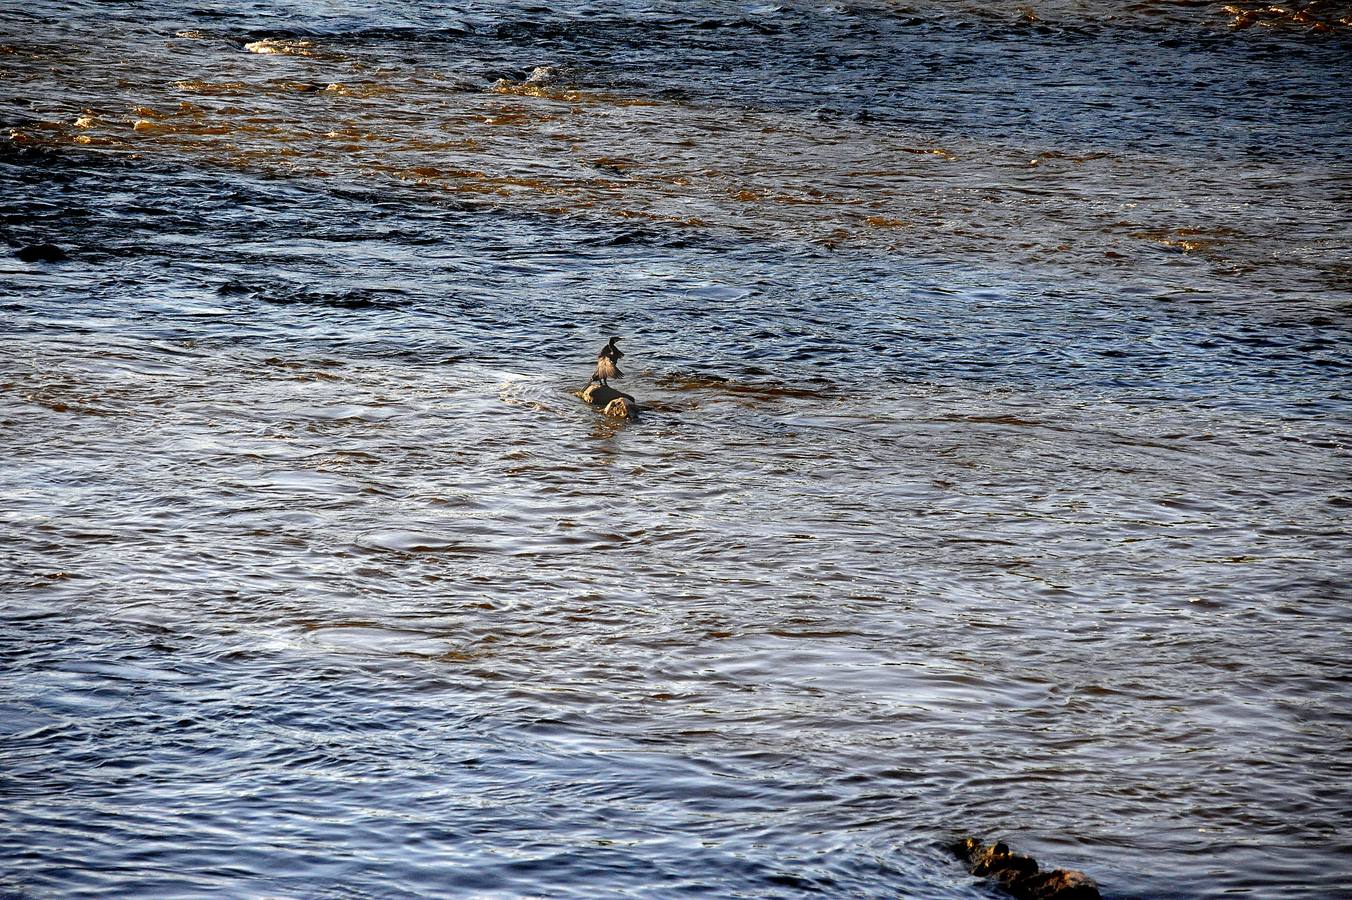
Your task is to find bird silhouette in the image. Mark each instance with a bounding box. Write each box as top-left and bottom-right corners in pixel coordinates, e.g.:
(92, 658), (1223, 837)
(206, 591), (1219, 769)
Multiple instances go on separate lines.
(592, 336), (624, 386)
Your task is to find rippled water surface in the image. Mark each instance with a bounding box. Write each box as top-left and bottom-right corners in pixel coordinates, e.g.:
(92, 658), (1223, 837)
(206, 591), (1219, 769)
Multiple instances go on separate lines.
(3, 1), (1351, 897)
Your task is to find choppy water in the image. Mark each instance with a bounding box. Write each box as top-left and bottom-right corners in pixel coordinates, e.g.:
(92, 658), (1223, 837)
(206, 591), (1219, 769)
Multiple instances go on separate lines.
(3, 1), (1351, 897)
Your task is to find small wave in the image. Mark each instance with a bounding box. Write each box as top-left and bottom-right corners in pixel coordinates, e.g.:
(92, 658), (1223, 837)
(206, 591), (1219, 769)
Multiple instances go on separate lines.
(355, 529), (481, 554)
(244, 38), (319, 56)
(174, 79), (249, 95)
(216, 279), (407, 310)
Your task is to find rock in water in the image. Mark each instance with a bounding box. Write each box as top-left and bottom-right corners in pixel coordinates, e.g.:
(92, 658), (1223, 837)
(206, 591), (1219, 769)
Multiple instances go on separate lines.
(16, 243), (67, 263)
(602, 397), (639, 420)
(953, 837), (1100, 900)
(577, 382), (640, 420)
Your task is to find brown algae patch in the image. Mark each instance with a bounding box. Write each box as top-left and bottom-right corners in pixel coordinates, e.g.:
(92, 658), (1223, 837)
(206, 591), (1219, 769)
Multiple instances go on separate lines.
(654, 372), (829, 401)
(1221, 2), (1352, 31)
(1129, 226), (1242, 255)
(490, 66), (660, 108)
(175, 79), (250, 96)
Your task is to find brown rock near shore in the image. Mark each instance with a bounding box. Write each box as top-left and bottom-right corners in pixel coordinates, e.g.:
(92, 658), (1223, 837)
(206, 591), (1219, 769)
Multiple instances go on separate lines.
(602, 397), (639, 419)
(954, 837), (1101, 900)
(576, 382), (640, 420)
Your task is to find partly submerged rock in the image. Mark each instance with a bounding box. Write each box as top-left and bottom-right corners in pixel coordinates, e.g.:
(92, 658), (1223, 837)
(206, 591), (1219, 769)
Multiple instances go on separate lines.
(602, 397), (639, 419)
(953, 837), (1100, 900)
(16, 243), (67, 263)
(576, 382), (640, 420)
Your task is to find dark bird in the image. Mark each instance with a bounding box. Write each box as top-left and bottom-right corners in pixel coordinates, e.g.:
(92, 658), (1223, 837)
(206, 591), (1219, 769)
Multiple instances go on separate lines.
(592, 336), (624, 386)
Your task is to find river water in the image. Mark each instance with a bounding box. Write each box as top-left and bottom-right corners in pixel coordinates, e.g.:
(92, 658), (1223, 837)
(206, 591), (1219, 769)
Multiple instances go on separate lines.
(2, 1), (1351, 897)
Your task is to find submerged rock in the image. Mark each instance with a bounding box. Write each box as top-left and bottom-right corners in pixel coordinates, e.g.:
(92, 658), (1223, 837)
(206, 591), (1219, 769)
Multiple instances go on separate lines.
(16, 243), (67, 263)
(576, 382), (640, 420)
(953, 837), (1100, 900)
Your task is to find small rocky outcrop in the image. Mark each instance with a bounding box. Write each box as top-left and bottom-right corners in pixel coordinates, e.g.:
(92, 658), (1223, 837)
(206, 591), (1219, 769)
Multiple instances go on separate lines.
(602, 396), (639, 419)
(576, 382), (640, 420)
(16, 243), (67, 263)
(953, 837), (1100, 900)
